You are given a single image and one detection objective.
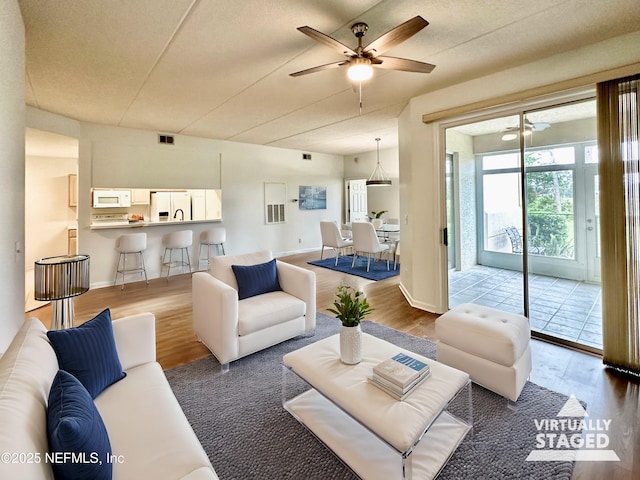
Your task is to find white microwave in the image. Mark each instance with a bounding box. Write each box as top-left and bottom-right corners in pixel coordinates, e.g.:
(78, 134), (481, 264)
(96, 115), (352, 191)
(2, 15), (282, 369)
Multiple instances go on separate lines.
(93, 190), (131, 208)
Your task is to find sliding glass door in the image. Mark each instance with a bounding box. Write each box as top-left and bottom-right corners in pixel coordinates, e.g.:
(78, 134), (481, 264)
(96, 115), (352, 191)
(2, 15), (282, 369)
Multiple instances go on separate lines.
(446, 114), (525, 314)
(445, 97), (602, 352)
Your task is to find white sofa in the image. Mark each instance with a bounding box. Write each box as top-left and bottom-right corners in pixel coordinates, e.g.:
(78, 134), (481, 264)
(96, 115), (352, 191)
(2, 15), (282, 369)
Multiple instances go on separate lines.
(0, 313), (218, 480)
(192, 250), (316, 371)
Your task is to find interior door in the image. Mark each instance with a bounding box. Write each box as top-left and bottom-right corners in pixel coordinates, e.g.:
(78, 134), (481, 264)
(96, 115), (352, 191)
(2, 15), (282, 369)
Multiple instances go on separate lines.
(347, 179), (368, 224)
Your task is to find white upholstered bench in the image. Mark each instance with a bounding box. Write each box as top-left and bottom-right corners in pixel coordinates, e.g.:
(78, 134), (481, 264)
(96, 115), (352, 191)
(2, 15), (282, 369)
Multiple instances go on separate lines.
(435, 303), (532, 402)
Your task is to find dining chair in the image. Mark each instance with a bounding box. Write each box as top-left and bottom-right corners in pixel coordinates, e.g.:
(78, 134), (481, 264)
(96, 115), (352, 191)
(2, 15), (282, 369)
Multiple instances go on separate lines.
(320, 221), (353, 266)
(351, 221), (390, 272)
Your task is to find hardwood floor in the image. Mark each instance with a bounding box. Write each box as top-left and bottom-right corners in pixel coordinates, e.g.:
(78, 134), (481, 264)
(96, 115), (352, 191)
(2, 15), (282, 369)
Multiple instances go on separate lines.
(26, 251), (638, 479)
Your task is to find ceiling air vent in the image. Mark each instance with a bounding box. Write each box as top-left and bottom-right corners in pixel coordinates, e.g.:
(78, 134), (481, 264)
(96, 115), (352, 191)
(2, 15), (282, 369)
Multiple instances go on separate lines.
(158, 134), (175, 145)
(302, 153), (312, 160)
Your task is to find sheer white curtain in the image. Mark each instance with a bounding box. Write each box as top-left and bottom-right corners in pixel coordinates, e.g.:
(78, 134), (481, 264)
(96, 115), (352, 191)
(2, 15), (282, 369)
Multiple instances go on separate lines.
(597, 74), (640, 374)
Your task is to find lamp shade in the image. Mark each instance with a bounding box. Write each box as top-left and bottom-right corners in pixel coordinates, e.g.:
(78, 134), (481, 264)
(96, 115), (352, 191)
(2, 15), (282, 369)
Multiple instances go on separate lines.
(366, 137), (392, 186)
(34, 255), (90, 301)
(347, 58), (373, 82)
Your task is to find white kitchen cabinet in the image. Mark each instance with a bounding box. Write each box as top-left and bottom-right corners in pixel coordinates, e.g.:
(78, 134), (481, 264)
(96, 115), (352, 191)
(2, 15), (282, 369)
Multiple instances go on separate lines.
(191, 189), (222, 220)
(131, 188), (150, 205)
(68, 228), (77, 255)
(68, 174), (77, 207)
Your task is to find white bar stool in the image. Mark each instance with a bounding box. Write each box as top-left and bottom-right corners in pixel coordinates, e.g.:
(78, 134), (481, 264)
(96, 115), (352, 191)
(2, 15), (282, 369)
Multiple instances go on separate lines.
(114, 233), (148, 289)
(162, 230), (193, 279)
(199, 228), (226, 268)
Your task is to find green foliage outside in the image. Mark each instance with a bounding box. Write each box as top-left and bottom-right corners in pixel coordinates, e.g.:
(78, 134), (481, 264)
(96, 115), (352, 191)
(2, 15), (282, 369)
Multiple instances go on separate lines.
(525, 155), (575, 258)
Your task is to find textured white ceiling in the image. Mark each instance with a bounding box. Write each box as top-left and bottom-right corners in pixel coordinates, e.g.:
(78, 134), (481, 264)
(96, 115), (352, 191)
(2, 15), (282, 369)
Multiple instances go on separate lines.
(19, 0), (640, 155)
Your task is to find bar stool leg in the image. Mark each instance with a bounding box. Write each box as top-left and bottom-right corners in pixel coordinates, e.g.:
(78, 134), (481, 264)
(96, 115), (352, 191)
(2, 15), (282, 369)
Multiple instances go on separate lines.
(114, 253), (122, 286)
(198, 242), (205, 269)
(139, 251), (149, 285)
(185, 247), (192, 273)
(121, 254), (128, 290)
(163, 247), (171, 279)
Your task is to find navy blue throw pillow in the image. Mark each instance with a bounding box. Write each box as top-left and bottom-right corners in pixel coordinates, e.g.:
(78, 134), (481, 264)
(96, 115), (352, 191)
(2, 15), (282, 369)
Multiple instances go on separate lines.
(47, 370), (112, 480)
(232, 258), (281, 300)
(47, 308), (126, 399)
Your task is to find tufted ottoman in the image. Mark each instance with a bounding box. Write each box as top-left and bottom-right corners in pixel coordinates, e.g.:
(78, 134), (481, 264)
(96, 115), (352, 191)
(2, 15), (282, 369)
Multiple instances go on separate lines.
(435, 303), (532, 402)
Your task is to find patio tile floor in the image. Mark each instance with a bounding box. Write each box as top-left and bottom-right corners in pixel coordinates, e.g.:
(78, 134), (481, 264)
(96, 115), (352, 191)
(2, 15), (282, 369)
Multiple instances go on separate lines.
(449, 265), (602, 350)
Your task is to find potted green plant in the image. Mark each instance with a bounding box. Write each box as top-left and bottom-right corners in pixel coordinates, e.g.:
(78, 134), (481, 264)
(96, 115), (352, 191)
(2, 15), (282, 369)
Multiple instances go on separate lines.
(327, 285), (373, 364)
(370, 210), (388, 229)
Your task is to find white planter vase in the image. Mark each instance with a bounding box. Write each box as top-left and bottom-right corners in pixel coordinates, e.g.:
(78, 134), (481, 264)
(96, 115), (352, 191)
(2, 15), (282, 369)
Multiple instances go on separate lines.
(371, 218), (384, 229)
(340, 325), (362, 364)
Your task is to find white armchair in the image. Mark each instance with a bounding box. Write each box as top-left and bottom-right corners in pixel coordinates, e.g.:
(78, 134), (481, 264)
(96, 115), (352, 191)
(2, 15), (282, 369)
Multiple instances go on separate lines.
(192, 250), (316, 372)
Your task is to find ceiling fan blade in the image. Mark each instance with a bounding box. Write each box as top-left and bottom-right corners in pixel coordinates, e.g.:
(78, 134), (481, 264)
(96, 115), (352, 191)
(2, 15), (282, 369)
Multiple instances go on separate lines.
(374, 56), (435, 73)
(532, 122), (551, 131)
(289, 61), (348, 77)
(297, 26), (357, 56)
(524, 118), (551, 131)
(363, 16), (429, 57)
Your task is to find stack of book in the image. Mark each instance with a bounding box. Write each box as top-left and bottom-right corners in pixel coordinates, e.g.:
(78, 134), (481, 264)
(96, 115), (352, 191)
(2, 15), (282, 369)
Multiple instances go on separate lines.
(369, 352), (431, 401)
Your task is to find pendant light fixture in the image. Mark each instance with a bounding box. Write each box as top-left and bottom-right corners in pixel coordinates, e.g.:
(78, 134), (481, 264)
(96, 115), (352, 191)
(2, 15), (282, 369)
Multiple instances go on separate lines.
(366, 138), (392, 186)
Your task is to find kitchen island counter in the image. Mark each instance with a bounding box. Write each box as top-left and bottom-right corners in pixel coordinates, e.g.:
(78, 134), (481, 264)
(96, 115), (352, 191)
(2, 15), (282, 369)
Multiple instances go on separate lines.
(90, 219), (222, 230)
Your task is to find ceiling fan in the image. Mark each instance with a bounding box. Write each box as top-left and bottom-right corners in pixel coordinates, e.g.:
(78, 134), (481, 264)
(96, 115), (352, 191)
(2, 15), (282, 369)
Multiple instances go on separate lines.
(501, 119), (551, 141)
(290, 15), (435, 81)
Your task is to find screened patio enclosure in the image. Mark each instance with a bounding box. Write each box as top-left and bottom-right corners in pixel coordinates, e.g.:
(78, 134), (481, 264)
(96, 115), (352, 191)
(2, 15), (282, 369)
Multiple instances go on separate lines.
(445, 97), (602, 352)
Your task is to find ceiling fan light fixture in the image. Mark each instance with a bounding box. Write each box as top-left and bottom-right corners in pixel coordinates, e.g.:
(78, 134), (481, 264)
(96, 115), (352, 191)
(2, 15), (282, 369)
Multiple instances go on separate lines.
(347, 58), (373, 81)
(501, 124), (535, 141)
(366, 138), (392, 186)
(501, 132), (518, 141)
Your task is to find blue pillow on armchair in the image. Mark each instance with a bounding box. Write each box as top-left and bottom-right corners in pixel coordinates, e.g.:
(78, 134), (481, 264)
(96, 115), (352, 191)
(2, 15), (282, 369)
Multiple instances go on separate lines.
(232, 258), (282, 300)
(47, 308), (126, 399)
(47, 370), (112, 480)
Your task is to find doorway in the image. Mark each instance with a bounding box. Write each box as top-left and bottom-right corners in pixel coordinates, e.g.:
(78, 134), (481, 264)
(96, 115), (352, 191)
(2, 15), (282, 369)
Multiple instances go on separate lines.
(445, 97), (602, 351)
(24, 128), (79, 312)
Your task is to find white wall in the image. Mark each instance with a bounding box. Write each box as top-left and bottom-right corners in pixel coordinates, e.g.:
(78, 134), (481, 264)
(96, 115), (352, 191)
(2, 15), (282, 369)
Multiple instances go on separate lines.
(0, 0), (25, 352)
(399, 31), (640, 314)
(88, 125), (221, 189)
(343, 146), (400, 222)
(24, 113), (345, 287)
(25, 156), (77, 266)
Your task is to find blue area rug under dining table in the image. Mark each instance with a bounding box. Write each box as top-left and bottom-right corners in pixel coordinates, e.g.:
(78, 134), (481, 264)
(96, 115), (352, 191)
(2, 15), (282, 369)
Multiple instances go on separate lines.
(308, 254), (399, 281)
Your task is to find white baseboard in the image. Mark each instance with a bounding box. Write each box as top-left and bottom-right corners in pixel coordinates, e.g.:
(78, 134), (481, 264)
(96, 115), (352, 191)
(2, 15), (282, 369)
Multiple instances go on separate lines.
(274, 247), (319, 257)
(398, 282), (444, 314)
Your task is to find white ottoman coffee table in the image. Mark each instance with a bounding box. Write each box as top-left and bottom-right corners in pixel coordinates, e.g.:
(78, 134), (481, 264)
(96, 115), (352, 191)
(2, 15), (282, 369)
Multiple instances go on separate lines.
(282, 333), (472, 479)
(435, 303), (531, 402)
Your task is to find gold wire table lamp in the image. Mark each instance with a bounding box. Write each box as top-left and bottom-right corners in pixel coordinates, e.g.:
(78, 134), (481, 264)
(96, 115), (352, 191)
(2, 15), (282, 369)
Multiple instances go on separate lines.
(34, 254), (90, 330)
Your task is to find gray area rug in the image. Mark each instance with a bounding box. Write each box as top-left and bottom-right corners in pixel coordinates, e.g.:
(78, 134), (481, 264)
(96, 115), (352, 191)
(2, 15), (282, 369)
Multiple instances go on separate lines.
(165, 313), (577, 479)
